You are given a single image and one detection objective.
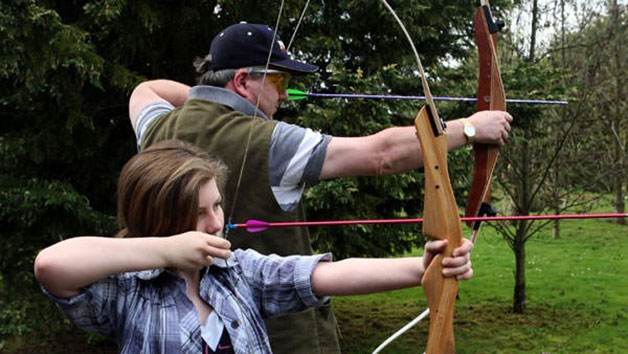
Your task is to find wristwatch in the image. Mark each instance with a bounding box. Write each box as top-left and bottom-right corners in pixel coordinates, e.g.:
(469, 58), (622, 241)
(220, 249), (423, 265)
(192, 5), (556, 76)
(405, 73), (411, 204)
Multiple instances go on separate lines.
(461, 118), (476, 145)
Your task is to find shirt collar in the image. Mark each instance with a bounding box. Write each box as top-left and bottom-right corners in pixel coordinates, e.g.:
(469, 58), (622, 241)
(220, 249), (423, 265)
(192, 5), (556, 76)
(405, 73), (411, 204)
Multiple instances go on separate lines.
(206, 253), (239, 269)
(189, 86), (269, 120)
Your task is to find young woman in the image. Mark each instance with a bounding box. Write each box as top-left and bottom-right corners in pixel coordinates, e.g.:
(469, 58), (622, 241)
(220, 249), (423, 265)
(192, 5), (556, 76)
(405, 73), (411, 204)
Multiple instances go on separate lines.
(34, 140), (473, 354)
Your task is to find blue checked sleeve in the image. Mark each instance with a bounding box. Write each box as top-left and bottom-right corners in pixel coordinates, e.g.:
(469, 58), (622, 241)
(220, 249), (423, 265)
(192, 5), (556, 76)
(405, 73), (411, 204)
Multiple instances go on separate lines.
(40, 274), (137, 338)
(233, 249), (332, 318)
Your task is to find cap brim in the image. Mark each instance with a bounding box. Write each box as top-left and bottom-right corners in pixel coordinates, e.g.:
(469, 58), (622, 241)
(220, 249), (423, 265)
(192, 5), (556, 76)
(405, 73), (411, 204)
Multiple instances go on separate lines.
(270, 59), (318, 75)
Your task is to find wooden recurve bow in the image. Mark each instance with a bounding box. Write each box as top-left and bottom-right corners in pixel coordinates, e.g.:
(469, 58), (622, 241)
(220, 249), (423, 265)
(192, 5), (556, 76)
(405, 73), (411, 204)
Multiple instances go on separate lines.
(375, 2), (505, 352)
(466, 0), (506, 243)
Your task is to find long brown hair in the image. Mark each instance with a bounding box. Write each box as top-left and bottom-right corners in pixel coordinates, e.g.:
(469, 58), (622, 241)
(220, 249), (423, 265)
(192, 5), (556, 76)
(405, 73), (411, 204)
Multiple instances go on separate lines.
(116, 140), (227, 238)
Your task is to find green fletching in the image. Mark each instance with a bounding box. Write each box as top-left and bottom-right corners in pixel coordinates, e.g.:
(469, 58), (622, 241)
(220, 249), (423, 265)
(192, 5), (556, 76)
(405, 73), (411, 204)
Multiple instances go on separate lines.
(287, 88), (308, 101)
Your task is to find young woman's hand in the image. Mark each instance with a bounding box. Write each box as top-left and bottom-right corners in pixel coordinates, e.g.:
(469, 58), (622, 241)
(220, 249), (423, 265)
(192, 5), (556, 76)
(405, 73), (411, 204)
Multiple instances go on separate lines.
(423, 239), (474, 280)
(163, 231), (231, 271)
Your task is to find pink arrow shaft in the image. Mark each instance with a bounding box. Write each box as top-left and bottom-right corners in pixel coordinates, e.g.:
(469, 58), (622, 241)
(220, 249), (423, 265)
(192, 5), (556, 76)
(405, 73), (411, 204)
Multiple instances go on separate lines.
(234, 213), (628, 232)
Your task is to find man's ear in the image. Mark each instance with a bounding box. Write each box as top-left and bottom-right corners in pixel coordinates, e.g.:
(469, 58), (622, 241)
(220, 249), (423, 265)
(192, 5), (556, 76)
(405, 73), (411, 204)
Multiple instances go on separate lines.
(230, 69), (252, 98)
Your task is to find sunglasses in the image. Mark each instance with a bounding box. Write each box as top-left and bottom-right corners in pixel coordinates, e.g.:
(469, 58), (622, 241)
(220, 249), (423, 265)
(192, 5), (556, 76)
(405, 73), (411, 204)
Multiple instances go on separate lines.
(249, 69), (292, 91)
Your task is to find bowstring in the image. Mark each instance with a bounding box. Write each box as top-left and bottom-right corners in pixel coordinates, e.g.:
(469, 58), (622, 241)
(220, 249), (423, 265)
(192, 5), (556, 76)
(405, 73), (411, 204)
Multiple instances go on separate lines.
(287, 0), (311, 51)
(379, 0), (439, 122)
(225, 1), (286, 235)
(220, 3), (288, 350)
(225, 0), (312, 235)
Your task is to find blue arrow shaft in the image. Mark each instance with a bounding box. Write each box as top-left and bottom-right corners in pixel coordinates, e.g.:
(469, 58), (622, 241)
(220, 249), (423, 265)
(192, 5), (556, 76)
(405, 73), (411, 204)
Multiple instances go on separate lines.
(302, 92), (567, 105)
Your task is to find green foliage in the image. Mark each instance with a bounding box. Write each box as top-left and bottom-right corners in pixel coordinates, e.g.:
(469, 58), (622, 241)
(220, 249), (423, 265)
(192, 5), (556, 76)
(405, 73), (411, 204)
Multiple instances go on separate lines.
(0, 2), (130, 344)
(546, 6), (627, 197)
(0, 174), (115, 345)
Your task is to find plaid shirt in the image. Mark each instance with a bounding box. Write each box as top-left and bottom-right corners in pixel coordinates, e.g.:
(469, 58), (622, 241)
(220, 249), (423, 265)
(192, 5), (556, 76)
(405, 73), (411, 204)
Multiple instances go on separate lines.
(42, 249), (331, 354)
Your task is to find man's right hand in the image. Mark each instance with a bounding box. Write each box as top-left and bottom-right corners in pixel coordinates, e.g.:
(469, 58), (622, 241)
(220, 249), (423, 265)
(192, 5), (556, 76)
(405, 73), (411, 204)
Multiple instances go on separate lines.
(467, 110), (513, 146)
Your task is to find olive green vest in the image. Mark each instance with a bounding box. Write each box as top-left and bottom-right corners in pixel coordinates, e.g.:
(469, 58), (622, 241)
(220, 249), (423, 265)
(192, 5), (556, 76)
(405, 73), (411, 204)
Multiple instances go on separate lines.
(141, 98), (340, 353)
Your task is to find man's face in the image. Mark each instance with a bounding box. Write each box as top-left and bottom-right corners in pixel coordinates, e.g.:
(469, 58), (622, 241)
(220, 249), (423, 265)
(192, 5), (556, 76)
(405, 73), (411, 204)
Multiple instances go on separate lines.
(246, 70), (291, 118)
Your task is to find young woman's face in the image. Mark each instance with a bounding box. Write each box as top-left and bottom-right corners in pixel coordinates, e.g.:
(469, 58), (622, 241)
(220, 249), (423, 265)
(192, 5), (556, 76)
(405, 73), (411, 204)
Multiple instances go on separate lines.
(195, 179), (224, 237)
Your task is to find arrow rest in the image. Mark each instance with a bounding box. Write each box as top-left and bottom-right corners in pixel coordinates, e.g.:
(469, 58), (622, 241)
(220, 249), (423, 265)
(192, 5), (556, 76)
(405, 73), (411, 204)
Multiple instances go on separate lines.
(482, 4), (506, 33)
(424, 104), (446, 137)
(473, 202), (498, 231)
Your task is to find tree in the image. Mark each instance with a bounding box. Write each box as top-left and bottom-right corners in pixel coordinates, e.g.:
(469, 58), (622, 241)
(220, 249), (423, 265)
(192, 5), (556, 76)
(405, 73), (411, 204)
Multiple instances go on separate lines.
(482, 0), (626, 313)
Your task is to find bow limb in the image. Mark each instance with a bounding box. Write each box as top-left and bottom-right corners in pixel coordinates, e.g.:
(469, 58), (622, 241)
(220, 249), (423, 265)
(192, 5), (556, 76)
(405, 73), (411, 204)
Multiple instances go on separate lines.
(465, 0), (506, 241)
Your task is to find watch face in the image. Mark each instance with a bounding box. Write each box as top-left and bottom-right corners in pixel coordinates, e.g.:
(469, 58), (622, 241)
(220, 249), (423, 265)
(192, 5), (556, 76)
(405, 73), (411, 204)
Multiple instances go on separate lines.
(464, 125), (475, 137)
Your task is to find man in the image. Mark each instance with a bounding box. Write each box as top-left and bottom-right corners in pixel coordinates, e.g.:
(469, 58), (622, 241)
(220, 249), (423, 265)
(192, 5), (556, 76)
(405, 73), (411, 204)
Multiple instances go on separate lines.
(129, 22), (512, 353)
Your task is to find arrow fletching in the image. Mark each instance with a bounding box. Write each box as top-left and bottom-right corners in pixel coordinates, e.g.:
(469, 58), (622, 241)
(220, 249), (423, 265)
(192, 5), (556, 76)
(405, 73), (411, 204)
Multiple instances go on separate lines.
(244, 220), (270, 233)
(287, 88), (308, 101)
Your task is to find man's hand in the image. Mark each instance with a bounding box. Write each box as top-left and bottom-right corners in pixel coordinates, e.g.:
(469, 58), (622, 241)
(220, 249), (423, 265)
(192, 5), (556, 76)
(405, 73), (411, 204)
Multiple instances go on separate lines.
(128, 80), (191, 127)
(423, 239), (474, 280)
(467, 110), (513, 146)
(163, 231), (232, 271)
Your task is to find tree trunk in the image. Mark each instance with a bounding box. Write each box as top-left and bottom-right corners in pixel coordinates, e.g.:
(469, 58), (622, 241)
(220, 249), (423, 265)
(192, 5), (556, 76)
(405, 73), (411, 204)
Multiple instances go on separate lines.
(511, 0), (539, 312)
(514, 129), (532, 313)
(513, 220), (527, 313)
(552, 0), (567, 239)
(610, 0), (626, 225)
(560, 0), (565, 64)
(552, 200), (561, 239)
(528, 0), (539, 61)
(613, 135), (626, 225)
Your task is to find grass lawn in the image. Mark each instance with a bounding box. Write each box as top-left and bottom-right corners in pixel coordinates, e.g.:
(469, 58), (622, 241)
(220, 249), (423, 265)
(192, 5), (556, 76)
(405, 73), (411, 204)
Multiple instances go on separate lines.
(334, 216), (628, 353)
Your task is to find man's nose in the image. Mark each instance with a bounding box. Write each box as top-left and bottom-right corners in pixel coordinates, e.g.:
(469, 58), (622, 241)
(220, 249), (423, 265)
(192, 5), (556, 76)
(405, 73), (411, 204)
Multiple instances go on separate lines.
(278, 88), (288, 101)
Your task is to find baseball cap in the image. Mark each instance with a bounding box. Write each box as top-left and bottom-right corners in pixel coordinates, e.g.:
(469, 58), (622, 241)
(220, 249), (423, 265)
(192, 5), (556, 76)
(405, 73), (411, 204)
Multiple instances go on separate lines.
(208, 22), (318, 75)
